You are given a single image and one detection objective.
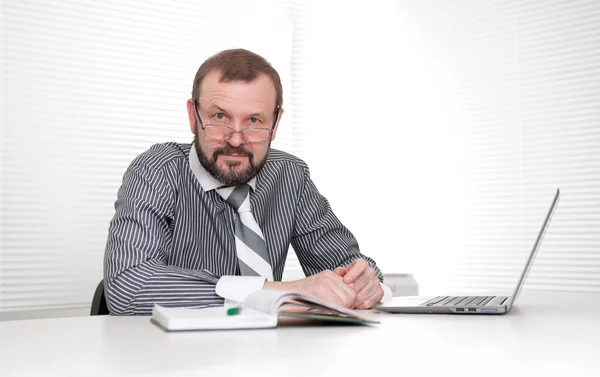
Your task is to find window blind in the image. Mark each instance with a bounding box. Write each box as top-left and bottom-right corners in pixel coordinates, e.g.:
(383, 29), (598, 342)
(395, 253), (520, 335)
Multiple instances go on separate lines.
(394, 0), (600, 294)
(1, 0), (307, 312)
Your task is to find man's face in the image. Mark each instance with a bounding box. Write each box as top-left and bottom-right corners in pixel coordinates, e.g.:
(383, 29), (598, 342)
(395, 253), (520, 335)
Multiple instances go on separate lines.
(186, 70), (282, 186)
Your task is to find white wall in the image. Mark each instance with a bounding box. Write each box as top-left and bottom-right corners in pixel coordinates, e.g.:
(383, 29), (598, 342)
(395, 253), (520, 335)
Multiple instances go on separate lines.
(302, 0), (467, 293)
(303, 0), (600, 295)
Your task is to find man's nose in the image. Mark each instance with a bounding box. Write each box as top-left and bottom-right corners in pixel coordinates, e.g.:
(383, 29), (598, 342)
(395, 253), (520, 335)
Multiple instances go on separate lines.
(227, 129), (245, 147)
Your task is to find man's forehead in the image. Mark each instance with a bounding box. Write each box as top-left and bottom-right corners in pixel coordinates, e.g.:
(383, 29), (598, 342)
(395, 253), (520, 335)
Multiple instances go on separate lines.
(198, 94), (270, 109)
(199, 71), (276, 110)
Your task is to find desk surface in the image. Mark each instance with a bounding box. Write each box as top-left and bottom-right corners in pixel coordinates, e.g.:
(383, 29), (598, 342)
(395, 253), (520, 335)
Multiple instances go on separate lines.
(1, 290), (599, 377)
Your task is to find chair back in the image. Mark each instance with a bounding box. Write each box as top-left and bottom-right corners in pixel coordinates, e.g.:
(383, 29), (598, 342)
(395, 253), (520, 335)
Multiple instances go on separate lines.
(90, 279), (110, 315)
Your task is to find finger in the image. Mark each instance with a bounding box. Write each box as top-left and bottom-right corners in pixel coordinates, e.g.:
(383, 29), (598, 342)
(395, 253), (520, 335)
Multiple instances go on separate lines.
(331, 274), (357, 306)
(337, 276), (358, 305)
(343, 259), (368, 284)
(349, 267), (376, 294)
(353, 278), (381, 308)
(326, 279), (355, 307)
(356, 283), (384, 310)
(350, 279), (376, 308)
(334, 267), (347, 277)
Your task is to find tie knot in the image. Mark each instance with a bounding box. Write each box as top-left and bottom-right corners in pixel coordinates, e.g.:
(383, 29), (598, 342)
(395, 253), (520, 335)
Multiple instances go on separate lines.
(216, 184), (251, 212)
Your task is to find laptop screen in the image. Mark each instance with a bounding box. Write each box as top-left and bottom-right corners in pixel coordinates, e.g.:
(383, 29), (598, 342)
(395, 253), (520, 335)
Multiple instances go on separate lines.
(508, 189), (560, 310)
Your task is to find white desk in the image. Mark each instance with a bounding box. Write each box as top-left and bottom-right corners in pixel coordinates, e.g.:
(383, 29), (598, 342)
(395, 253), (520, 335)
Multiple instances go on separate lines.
(1, 291), (599, 377)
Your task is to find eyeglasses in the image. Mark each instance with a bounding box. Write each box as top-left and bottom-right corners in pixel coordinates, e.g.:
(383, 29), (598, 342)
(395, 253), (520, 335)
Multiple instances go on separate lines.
(193, 101), (279, 143)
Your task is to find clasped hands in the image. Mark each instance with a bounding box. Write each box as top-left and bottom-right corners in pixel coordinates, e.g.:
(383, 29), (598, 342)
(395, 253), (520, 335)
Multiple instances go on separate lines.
(264, 259), (384, 309)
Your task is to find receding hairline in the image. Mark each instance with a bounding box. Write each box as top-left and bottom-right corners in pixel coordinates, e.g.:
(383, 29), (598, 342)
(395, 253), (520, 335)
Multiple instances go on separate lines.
(191, 48), (283, 115)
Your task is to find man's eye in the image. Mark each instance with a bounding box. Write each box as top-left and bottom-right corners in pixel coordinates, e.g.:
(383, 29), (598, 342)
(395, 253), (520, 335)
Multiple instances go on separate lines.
(249, 117), (259, 124)
(215, 113), (225, 120)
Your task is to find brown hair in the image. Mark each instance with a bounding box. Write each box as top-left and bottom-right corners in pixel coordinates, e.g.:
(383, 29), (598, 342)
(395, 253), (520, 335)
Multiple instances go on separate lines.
(192, 48), (283, 115)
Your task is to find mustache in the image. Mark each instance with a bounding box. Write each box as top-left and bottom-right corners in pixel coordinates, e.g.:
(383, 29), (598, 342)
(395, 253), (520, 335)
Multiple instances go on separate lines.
(212, 145), (254, 161)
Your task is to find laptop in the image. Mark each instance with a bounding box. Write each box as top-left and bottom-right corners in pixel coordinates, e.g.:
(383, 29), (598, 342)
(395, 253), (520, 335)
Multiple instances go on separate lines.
(375, 189), (560, 315)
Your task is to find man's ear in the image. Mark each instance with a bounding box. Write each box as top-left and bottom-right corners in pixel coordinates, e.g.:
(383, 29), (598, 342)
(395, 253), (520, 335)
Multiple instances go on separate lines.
(270, 108), (284, 141)
(186, 98), (197, 135)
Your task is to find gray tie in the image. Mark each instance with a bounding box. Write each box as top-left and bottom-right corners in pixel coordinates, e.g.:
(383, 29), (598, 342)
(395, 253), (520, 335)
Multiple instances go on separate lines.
(216, 184), (274, 280)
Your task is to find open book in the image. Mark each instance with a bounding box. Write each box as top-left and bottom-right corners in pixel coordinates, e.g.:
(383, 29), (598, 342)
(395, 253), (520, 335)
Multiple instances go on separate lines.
(151, 290), (379, 331)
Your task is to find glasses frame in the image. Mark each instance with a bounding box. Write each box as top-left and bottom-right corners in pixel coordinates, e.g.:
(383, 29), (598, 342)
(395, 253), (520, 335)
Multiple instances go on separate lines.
(193, 101), (280, 143)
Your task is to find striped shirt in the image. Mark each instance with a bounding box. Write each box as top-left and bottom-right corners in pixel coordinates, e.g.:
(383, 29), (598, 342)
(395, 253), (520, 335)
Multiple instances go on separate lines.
(104, 142), (383, 315)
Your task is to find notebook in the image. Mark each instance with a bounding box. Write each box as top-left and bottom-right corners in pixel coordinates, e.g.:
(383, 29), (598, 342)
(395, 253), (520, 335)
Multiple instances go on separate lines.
(151, 289), (379, 331)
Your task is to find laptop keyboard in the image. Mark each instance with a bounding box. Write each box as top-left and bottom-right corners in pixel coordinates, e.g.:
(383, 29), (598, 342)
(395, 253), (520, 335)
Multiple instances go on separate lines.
(422, 296), (495, 307)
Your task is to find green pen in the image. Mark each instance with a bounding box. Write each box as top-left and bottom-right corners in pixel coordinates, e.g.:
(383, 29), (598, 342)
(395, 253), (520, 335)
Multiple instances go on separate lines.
(227, 306), (242, 316)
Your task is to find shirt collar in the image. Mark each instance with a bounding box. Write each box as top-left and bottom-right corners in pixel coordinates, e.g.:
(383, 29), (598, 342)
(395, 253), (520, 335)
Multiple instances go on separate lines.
(188, 144), (257, 192)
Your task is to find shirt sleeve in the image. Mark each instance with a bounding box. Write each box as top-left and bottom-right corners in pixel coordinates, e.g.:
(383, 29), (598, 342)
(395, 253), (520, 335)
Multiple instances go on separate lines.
(215, 276), (266, 303)
(104, 158), (223, 315)
(291, 166), (385, 281)
(381, 282), (392, 303)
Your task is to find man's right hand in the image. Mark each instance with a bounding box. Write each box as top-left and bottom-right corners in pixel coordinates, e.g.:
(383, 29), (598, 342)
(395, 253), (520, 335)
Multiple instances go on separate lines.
(263, 270), (357, 308)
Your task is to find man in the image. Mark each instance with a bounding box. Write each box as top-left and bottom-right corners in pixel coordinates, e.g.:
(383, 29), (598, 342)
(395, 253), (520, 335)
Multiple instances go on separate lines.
(104, 48), (390, 315)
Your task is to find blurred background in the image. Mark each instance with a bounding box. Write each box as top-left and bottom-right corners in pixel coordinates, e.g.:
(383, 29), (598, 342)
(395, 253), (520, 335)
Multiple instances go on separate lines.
(1, 0), (599, 319)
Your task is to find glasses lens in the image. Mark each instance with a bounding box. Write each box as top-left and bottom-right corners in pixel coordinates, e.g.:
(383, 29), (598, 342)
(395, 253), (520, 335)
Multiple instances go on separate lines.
(244, 128), (271, 142)
(204, 125), (231, 140)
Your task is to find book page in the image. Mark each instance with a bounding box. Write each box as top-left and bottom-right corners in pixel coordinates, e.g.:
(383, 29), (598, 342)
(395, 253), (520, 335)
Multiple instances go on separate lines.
(243, 290), (379, 324)
(243, 289), (293, 315)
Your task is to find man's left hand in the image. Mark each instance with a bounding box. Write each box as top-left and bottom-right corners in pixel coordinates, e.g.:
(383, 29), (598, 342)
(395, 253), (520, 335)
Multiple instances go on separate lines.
(334, 259), (383, 309)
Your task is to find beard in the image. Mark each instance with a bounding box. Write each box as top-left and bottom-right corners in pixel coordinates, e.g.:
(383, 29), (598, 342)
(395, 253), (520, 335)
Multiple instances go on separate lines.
(193, 132), (270, 186)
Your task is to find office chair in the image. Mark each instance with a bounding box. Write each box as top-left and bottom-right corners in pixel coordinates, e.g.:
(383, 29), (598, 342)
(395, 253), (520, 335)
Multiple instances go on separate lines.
(90, 279), (110, 316)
